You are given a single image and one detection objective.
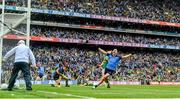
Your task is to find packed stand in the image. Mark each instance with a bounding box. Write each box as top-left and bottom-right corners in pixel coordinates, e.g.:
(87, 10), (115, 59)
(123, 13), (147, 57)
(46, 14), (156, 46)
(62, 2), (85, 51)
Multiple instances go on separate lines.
(31, 14), (180, 33)
(4, 0), (180, 23)
(16, 26), (180, 46)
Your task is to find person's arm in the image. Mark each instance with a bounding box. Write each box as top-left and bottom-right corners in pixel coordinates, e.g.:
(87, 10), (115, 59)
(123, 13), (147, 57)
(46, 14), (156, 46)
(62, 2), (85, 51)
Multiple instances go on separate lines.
(29, 49), (36, 67)
(98, 48), (111, 54)
(56, 69), (60, 74)
(122, 54), (132, 59)
(3, 47), (17, 61)
(60, 62), (64, 67)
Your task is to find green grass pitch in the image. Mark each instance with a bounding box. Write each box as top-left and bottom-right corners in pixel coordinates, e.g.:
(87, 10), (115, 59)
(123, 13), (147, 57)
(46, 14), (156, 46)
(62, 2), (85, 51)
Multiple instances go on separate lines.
(1, 85), (180, 98)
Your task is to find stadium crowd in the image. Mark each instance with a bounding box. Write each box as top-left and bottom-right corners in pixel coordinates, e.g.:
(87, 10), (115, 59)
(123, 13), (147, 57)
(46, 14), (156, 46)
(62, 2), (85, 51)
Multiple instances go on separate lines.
(1, 43), (180, 84)
(17, 26), (180, 46)
(1, 0), (180, 85)
(4, 0), (180, 23)
(31, 14), (180, 33)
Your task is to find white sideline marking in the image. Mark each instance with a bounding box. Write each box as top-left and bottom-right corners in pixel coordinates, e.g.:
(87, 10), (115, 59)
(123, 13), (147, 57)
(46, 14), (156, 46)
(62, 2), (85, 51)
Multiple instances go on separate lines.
(37, 90), (95, 99)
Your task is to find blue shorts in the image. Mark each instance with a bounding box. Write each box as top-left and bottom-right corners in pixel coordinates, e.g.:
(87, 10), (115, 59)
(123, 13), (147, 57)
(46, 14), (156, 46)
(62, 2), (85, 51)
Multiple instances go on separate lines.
(104, 68), (115, 75)
(53, 72), (60, 80)
(38, 73), (44, 78)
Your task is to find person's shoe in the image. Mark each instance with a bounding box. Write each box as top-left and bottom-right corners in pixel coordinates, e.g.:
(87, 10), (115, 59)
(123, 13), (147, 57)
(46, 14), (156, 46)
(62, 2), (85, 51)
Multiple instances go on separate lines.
(55, 85), (61, 88)
(107, 85), (111, 88)
(65, 85), (70, 87)
(92, 85), (97, 89)
(51, 84), (55, 87)
(107, 83), (111, 88)
(26, 88), (33, 91)
(8, 89), (12, 91)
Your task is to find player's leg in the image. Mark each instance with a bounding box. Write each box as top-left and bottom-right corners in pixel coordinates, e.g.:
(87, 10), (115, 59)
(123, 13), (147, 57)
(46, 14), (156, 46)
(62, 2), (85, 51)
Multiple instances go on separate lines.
(102, 68), (108, 86)
(61, 74), (70, 87)
(55, 77), (61, 87)
(36, 76), (41, 81)
(52, 73), (61, 87)
(8, 62), (21, 91)
(102, 68), (105, 76)
(92, 73), (110, 89)
(93, 68), (115, 89)
(105, 78), (110, 88)
(158, 75), (161, 84)
(97, 73), (110, 87)
(53, 76), (61, 87)
(36, 73), (43, 81)
(21, 62), (32, 90)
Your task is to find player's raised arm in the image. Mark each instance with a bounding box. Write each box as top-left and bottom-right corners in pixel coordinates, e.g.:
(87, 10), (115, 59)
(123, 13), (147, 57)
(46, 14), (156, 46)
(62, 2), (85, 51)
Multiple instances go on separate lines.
(98, 48), (111, 54)
(122, 54), (132, 59)
(98, 48), (107, 54)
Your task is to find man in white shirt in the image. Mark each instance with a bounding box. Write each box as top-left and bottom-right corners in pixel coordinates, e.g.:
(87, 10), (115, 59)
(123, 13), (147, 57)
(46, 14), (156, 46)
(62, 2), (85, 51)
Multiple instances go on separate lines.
(3, 40), (36, 91)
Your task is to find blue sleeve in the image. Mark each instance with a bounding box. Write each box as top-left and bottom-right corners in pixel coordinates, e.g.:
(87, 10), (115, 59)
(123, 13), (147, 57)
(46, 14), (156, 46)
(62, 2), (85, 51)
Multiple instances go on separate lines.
(60, 68), (62, 73)
(58, 67), (64, 73)
(118, 55), (122, 60)
(107, 53), (111, 57)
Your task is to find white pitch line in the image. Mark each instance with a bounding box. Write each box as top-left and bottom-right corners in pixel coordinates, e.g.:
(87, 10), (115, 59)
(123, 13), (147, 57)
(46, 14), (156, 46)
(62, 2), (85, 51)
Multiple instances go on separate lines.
(37, 90), (95, 99)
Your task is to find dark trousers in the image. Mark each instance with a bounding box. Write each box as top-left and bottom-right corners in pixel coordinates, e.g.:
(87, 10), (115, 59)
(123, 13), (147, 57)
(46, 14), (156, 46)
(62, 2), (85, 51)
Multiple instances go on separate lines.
(8, 62), (32, 90)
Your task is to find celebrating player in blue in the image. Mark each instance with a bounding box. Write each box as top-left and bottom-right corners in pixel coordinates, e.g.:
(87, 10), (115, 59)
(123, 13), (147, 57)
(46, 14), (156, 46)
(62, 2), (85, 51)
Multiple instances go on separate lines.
(93, 48), (132, 89)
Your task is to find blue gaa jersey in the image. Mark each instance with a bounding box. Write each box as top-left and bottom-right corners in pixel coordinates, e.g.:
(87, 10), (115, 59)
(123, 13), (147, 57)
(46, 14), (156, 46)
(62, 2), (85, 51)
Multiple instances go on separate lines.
(38, 66), (45, 76)
(52, 67), (64, 77)
(106, 54), (122, 71)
